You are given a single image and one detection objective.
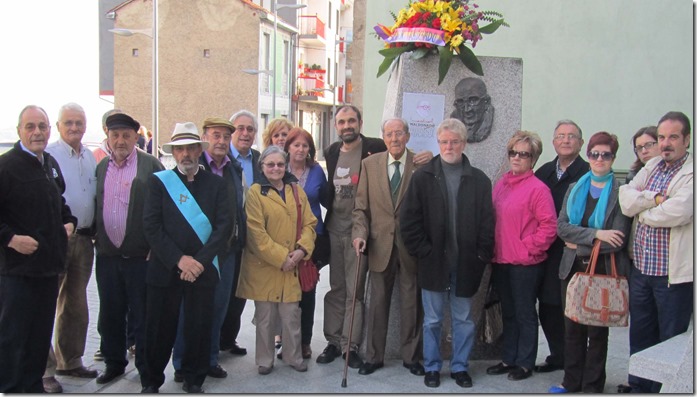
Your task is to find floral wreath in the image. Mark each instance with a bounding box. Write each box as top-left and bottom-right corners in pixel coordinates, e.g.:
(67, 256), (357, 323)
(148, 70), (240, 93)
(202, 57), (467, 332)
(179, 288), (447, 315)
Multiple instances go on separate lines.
(375, 0), (508, 84)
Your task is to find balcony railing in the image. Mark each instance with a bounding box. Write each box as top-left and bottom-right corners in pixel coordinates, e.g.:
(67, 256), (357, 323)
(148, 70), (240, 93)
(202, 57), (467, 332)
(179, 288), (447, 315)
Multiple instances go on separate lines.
(299, 15), (325, 39)
(297, 76), (325, 96)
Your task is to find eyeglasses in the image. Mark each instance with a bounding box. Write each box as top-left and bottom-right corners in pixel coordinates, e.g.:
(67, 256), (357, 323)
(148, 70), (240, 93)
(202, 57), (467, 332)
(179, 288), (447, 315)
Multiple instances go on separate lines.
(384, 131), (406, 139)
(454, 96), (484, 108)
(508, 150), (532, 159)
(587, 151), (615, 161)
(236, 125), (255, 133)
(437, 139), (463, 146)
(634, 141), (657, 153)
(23, 123), (50, 133)
(553, 134), (581, 141)
(263, 162), (286, 169)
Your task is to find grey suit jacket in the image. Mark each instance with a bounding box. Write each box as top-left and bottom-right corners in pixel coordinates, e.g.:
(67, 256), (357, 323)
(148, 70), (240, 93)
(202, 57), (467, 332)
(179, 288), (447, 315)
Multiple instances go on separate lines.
(557, 178), (632, 280)
(352, 150), (417, 273)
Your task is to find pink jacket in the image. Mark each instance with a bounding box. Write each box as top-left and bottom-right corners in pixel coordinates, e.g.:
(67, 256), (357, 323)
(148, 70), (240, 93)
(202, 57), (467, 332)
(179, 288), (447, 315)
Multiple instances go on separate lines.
(492, 170), (557, 265)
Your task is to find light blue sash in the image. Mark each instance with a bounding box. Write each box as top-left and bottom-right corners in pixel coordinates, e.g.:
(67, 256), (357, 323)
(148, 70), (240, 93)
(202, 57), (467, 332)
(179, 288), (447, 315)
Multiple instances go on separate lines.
(154, 170), (219, 276)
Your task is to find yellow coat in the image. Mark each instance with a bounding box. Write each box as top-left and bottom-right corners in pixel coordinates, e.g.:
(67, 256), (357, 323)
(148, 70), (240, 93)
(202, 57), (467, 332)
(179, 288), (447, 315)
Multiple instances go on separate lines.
(237, 181), (317, 303)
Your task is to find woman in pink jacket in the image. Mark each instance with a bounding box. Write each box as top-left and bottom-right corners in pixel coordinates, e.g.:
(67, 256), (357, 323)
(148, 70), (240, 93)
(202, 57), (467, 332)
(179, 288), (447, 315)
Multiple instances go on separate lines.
(486, 130), (557, 381)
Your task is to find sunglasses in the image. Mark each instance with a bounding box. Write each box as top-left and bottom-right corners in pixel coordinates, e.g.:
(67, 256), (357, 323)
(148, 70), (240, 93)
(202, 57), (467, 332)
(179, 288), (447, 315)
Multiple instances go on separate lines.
(508, 150), (532, 159)
(263, 162), (286, 169)
(587, 151), (615, 161)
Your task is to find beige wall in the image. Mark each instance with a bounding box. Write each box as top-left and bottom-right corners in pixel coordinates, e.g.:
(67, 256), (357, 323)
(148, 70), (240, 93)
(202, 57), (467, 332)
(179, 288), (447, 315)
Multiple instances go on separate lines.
(114, 0), (263, 143)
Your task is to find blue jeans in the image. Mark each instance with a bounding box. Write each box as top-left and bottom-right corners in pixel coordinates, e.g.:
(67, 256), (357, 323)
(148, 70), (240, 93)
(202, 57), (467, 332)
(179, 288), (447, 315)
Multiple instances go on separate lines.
(628, 265), (693, 393)
(172, 254), (236, 369)
(421, 273), (475, 373)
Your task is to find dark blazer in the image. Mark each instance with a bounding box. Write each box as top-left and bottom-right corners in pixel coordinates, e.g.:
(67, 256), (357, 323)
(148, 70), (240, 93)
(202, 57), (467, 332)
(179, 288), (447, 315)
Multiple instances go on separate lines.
(400, 154), (495, 297)
(95, 150), (164, 258)
(198, 153), (242, 255)
(143, 168), (231, 288)
(535, 156), (590, 303)
(557, 178), (632, 280)
(323, 134), (386, 227)
(0, 143), (76, 277)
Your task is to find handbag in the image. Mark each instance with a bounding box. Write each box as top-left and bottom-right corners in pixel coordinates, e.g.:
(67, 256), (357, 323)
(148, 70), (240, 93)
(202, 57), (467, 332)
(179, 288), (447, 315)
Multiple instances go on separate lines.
(291, 183), (320, 292)
(480, 281), (503, 344)
(564, 239), (629, 327)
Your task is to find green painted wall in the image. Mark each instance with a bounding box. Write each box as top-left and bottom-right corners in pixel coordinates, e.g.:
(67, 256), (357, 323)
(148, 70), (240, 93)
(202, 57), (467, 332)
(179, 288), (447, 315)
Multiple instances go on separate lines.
(362, 0), (693, 171)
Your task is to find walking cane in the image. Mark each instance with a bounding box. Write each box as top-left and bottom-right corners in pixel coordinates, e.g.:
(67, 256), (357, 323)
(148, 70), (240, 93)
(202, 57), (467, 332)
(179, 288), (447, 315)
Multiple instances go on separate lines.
(341, 251), (363, 388)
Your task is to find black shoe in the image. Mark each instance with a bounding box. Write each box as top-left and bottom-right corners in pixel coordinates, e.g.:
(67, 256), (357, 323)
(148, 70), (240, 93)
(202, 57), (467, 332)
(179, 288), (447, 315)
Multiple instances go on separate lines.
(207, 364), (227, 378)
(424, 371), (440, 388)
(534, 362), (563, 373)
(486, 362), (513, 375)
(403, 361), (425, 376)
(141, 386), (159, 393)
(96, 367), (125, 384)
(316, 344), (341, 364)
(229, 343), (247, 356)
(173, 370), (184, 383)
(182, 382), (204, 393)
(507, 366), (532, 381)
(358, 362), (384, 375)
(617, 384), (632, 393)
(451, 371), (473, 388)
(342, 350), (363, 369)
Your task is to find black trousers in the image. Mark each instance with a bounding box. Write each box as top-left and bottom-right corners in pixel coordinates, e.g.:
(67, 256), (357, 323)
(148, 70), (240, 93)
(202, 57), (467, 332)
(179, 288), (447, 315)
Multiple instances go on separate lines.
(219, 251), (247, 349)
(95, 255), (148, 374)
(538, 301), (565, 367)
(0, 275), (58, 393)
(299, 288), (316, 345)
(560, 260), (609, 393)
(142, 279), (215, 389)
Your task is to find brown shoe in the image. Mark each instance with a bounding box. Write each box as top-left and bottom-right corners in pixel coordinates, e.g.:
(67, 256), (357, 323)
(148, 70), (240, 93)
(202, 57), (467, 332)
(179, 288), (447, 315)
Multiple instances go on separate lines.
(42, 376), (63, 393)
(301, 344), (312, 359)
(56, 365), (99, 378)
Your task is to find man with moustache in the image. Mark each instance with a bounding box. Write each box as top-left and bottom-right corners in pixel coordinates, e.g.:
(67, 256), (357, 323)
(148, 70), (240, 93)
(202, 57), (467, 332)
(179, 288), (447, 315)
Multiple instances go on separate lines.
(141, 123), (230, 393)
(352, 118), (425, 377)
(218, 109), (260, 356)
(93, 113), (164, 386)
(532, 120), (588, 373)
(619, 111), (693, 393)
(170, 118), (240, 381)
(43, 103), (99, 393)
(0, 105), (77, 393)
(400, 118), (494, 388)
(93, 109), (122, 163)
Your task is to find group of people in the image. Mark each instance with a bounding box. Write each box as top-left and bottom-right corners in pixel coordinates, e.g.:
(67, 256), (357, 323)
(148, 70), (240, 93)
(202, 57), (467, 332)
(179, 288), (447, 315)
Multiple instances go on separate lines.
(0, 102), (691, 394)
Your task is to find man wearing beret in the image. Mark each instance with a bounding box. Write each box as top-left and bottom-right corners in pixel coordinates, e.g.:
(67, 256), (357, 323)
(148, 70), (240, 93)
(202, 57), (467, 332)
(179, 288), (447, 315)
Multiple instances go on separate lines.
(141, 122), (231, 393)
(94, 112), (164, 386)
(0, 105), (77, 393)
(170, 118), (242, 381)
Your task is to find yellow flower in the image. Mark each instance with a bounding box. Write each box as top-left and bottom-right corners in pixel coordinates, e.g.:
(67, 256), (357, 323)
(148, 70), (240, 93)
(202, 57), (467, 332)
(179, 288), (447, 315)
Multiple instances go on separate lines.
(441, 14), (462, 33)
(449, 34), (464, 49)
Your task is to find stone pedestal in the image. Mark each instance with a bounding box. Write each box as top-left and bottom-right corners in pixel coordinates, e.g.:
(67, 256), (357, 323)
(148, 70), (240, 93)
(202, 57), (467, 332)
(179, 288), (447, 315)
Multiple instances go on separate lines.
(370, 55), (522, 360)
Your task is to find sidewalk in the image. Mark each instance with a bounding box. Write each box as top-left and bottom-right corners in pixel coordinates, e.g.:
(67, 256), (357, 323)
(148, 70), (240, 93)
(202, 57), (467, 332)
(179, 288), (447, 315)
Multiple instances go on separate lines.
(58, 266), (630, 393)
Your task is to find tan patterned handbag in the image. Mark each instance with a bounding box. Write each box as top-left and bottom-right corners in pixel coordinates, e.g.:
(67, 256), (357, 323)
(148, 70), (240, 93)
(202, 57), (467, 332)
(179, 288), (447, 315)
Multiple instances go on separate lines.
(564, 239), (629, 327)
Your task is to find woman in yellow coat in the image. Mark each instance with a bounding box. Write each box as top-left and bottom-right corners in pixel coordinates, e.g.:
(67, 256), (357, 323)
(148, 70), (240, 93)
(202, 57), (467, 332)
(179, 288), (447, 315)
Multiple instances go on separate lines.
(237, 146), (317, 375)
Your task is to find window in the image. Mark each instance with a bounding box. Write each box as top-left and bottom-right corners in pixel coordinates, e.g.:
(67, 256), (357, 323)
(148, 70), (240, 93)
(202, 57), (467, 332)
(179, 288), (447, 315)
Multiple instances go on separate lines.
(132, 48), (139, 57)
(283, 40), (289, 95)
(336, 10), (339, 34)
(327, 58), (331, 86)
(262, 32), (271, 93)
(203, 49), (210, 58)
(328, 2), (332, 29)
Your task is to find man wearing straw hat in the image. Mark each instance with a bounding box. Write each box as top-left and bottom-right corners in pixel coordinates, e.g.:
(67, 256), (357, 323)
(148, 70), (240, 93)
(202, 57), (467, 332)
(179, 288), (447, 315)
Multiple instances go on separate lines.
(141, 122), (231, 394)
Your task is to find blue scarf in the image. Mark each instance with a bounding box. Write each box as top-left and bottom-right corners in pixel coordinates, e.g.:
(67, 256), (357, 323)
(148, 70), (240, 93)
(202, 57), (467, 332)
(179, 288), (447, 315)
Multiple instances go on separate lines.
(566, 171), (613, 228)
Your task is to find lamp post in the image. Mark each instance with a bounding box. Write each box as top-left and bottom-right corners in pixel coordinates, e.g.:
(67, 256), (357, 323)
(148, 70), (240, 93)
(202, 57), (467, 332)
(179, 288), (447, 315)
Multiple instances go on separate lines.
(108, 0), (158, 156)
(272, 2), (306, 118)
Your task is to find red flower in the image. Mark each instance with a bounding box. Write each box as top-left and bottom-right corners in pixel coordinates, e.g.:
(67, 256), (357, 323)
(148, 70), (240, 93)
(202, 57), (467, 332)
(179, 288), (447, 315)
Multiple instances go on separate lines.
(431, 17), (441, 29)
